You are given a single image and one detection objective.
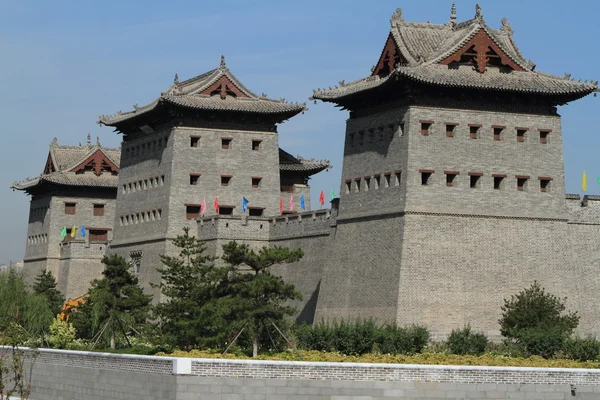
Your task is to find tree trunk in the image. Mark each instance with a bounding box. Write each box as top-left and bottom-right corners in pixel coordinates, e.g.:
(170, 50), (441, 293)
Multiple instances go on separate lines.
(253, 320), (259, 357)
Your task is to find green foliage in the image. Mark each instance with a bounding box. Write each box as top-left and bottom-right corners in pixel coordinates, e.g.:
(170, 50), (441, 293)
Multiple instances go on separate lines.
(47, 317), (77, 349)
(221, 242), (303, 356)
(564, 336), (600, 361)
(446, 325), (488, 355)
(32, 269), (65, 317)
(0, 345), (35, 399)
(71, 255), (152, 349)
(499, 281), (579, 358)
(153, 227), (229, 351)
(294, 320), (429, 356)
(0, 270), (53, 344)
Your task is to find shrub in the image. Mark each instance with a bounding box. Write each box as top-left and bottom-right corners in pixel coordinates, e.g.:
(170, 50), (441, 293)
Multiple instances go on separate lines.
(294, 320), (429, 356)
(447, 325), (488, 355)
(499, 281), (579, 358)
(47, 317), (77, 349)
(565, 337), (600, 361)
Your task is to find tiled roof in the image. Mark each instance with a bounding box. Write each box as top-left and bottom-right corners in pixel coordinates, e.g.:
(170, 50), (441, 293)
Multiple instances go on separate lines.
(279, 149), (331, 175)
(99, 58), (306, 126)
(11, 137), (121, 192)
(312, 6), (597, 102)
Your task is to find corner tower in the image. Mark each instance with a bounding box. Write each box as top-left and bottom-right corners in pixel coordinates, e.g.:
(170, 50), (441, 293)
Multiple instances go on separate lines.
(99, 57), (308, 299)
(311, 5), (599, 338)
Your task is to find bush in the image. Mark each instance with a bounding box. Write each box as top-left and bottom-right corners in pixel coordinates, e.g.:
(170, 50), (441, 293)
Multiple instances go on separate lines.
(47, 317), (77, 349)
(499, 281), (579, 358)
(294, 320), (429, 356)
(447, 326), (488, 355)
(565, 337), (600, 361)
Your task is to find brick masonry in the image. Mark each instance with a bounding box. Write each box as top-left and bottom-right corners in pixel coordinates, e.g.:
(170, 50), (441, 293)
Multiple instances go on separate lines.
(12, 347), (600, 399)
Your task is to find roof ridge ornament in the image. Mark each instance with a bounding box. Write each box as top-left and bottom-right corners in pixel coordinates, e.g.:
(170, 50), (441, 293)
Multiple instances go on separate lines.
(390, 8), (403, 25)
(475, 4), (483, 21)
(173, 73), (179, 85)
(86, 133), (91, 146)
(51, 137), (58, 147)
(96, 136), (101, 146)
(450, 3), (457, 26)
(500, 17), (513, 35)
(220, 55), (226, 68)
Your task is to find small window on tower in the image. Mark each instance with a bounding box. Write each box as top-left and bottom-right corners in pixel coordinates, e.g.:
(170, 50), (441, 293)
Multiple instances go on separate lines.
(89, 229), (108, 242)
(219, 206), (234, 215)
(493, 126), (505, 141)
(517, 128), (527, 142)
(221, 175), (232, 187)
(190, 136), (200, 147)
(469, 125), (481, 139)
(364, 177), (371, 191)
(420, 170), (433, 186)
(446, 124), (457, 138)
(445, 171), (458, 187)
(345, 179), (352, 194)
(65, 203), (76, 215)
(248, 207), (264, 217)
(354, 178), (361, 193)
(420, 121), (433, 136)
(221, 138), (232, 149)
(186, 205), (201, 220)
(251, 177), (262, 188)
(252, 140), (262, 151)
(539, 177), (552, 192)
(93, 204), (105, 216)
(374, 175), (381, 190)
(469, 173), (483, 188)
(190, 174), (201, 185)
(394, 171), (402, 186)
(384, 172), (392, 187)
(493, 174), (506, 190)
(516, 176), (529, 191)
(539, 130), (550, 144)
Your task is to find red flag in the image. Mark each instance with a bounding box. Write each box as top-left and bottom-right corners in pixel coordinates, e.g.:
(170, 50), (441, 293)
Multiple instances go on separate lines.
(319, 190), (325, 206)
(279, 197), (284, 214)
(200, 198), (206, 214)
(213, 197), (219, 214)
(289, 195), (294, 211)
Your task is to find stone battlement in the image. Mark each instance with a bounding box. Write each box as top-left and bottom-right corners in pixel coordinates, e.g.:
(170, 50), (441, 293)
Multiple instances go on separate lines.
(565, 194), (600, 224)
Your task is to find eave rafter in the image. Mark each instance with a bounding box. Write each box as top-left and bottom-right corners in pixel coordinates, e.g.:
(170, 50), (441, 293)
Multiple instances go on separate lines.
(440, 28), (525, 73)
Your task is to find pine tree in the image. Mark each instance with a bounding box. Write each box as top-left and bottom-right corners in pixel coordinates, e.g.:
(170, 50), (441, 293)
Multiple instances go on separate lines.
(33, 269), (65, 317)
(222, 242), (303, 357)
(153, 227), (229, 350)
(71, 255), (152, 349)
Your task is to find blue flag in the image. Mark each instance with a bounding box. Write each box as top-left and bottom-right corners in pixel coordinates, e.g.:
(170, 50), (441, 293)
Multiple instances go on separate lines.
(80, 226), (86, 237)
(241, 196), (249, 212)
(300, 193), (306, 210)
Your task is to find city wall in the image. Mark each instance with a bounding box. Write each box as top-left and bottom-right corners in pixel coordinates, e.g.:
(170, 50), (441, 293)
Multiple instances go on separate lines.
(11, 347), (600, 399)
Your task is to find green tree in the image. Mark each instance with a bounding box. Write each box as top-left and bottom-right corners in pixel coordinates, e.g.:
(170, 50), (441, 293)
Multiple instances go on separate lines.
(0, 270), (53, 345)
(222, 242), (303, 357)
(499, 281), (579, 358)
(153, 227), (229, 350)
(32, 269), (65, 317)
(71, 255), (151, 349)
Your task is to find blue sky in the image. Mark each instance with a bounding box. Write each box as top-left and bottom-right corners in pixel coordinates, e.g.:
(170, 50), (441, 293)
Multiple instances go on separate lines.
(1, 1), (599, 264)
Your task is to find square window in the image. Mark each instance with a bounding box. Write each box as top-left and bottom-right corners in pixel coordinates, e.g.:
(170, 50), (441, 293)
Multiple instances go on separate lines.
(517, 129), (527, 142)
(252, 140), (262, 151)
(221, 175), (232, 186)
(89, 229), (108, 242)
(469, 125), (480, 139)
(252, 177), (262, 188)
(540, 130), (549, 144)
(384, 173), (392, 187)
(517, 177), (528, 191)
(469, 174), (482, 188)
(493, 127), (503, 141)
(248, 208), (264, 217)
(190, 174), (200, 185)
(219, 206), (234, 215)
(446, 124), (456, 138)
(190, 136), (200, 147)
(421, 122), (432, 136)
(345, 179), (352, 194)
(186, 205), (201, 220)
(493, 175), (505, 190)
(93, 204), (105, 216)
(446, 173), (457, 187)
(65, 203), (76, 215)
(421, 172), (432, 185)
(540, 178), (552, 192)
(222, 138), (232, 149)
